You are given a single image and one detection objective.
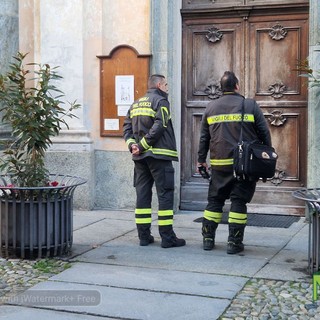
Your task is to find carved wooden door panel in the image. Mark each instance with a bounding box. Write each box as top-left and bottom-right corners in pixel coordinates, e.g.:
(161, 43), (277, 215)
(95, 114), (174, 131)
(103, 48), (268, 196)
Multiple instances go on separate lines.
(181, 8), (309, 215)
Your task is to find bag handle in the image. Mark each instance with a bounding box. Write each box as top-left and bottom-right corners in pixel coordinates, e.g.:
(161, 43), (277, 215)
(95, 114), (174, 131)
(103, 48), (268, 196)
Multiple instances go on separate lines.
(239, 99), (264, 147)
(238, 98), (245, 144)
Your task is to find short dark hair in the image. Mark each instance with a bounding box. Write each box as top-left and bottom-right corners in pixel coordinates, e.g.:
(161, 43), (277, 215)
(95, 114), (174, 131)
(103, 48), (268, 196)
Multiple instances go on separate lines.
(148, 74), (165, 89)
(220, 71), (239, 92)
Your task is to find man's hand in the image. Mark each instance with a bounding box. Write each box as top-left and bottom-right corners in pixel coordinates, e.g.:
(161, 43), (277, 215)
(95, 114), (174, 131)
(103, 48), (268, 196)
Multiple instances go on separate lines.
(196, 162), (208, 173)
(131, 144), (141, 156)
(197, 162), (211, 181)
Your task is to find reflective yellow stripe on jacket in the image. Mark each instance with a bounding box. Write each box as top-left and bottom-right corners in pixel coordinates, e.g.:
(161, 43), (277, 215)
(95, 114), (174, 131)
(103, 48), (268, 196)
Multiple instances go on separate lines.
(130, 107), (156, 118)
(126, 138), (136, 146)
(207, 113), (254, 125)
(161, 106), (170, 127)
(210, 158), (234, 166)
(141, 137), (151, 150)
(143, 147), (178, 158)
(207, 112), (254, 167)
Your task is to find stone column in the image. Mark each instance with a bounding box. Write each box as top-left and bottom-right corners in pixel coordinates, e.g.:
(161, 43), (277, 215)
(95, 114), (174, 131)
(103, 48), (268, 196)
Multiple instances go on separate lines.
(307, 0), (320, 188)
(0, 0), (18, 71)
(19, 0), (94, 209)
(0, 0), (18, 137)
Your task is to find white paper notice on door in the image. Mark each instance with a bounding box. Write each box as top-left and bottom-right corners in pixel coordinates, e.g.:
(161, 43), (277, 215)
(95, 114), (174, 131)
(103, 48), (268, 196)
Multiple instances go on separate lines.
(104, 119), (119, 131)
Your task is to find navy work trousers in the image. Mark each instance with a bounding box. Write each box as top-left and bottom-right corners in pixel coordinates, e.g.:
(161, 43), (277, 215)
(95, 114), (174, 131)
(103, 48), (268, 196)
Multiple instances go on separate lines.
(134, 157), (174, 211)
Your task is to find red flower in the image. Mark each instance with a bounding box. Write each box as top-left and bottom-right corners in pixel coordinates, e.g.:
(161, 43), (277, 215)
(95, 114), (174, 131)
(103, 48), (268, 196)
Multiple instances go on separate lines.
(50, 181), (59, 187)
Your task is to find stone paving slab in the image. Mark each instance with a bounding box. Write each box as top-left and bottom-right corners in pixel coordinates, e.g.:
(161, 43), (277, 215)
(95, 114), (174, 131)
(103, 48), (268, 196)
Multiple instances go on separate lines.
(284, 223), (309, 251)
(0, 306), (110, 320)
(73, 219), (135, 246)
(73, 210), (305, 248)
(73, 240), (270, 278)
(254, 261), (310, 281)
(10, 281), (230, 320)
(73, 214), (106, 231)
(50, 262), (248, 299)
(68, 244), (95, 258)
(104, 229), (294, 260)
(75, 245), (309, 280)
(268, 248), (308, 265)
(165, 225), (298, 250)
(72, 210), (135, 234)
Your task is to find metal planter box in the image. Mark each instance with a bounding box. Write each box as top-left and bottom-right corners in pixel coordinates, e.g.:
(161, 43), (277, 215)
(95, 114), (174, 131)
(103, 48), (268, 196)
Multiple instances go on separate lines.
(0, 174), (86, 259)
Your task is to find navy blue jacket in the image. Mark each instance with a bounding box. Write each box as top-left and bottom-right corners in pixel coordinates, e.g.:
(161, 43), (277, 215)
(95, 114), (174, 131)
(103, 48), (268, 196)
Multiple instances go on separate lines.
(123, 88), (178, 162)
(198, 92), (271, 171)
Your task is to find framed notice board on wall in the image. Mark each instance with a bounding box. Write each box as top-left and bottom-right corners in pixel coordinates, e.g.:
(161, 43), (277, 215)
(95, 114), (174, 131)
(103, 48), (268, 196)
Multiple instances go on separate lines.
(97, 45), (151, 137)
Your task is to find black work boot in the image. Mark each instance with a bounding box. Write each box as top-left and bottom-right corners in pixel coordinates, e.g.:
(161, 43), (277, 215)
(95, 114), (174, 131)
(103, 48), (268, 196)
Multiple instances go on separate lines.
(137, 224), (154, 246)
(202, 221), (218, 251)
(227, 224), (245, 254)
(159, 226), (186, 248)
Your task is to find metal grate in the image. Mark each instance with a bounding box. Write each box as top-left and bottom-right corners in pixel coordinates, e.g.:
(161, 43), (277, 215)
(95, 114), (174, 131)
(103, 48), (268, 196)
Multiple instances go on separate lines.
(194, 214), (300, 228)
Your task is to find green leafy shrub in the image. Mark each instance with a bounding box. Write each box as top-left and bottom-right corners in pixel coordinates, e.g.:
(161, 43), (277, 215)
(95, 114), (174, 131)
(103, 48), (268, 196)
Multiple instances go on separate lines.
(0, 52), (80, 187)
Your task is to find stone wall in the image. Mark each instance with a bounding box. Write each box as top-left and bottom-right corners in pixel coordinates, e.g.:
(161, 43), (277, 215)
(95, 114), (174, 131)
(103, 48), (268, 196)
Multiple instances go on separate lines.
(0, 0), (18, 136)
(0, 0), (18, 73)
(307, 0), (320, 188)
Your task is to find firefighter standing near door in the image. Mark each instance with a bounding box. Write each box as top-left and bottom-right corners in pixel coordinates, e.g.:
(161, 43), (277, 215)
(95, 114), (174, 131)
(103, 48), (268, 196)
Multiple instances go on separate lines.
(197, 71), (271, 254)
(123, 74), (186, 248)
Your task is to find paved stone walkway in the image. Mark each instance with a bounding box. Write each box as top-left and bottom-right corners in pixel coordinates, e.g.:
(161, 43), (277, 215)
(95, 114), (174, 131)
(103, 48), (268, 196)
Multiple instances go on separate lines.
(0, 210), (319, 320)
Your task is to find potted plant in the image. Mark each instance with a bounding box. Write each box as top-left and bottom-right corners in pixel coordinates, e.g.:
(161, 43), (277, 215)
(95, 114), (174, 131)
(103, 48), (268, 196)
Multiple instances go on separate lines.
(0, 52), (86, 259)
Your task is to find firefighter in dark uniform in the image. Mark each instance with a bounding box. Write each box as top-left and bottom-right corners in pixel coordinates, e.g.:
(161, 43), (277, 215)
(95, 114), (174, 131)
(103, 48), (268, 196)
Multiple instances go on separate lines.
(123, 74), (186, 248)
(197, 71), (271, 254)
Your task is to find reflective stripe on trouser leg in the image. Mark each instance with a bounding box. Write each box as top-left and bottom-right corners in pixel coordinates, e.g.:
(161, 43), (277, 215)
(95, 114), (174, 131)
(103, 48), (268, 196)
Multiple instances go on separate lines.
(135, 208), (152, 225)
(228, 211), (247, 225)
(204, 210), (222, 224)
(158, 209), (173, 226)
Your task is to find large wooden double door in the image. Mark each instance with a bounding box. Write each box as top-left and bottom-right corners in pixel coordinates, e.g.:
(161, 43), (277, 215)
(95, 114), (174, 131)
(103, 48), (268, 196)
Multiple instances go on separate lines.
(180, 2), (309, 215)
